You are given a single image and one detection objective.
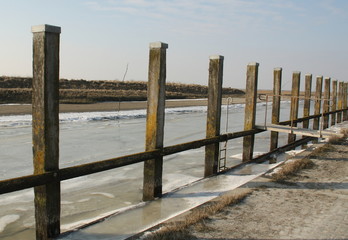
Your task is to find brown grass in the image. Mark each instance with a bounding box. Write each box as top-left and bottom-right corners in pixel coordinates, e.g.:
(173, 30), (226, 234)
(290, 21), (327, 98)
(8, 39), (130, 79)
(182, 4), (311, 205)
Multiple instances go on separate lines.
(327, 128), (348, 144)
(340, 128), (348, 138)
(272, 158), (315, 182)
(143, 190), (252, 240)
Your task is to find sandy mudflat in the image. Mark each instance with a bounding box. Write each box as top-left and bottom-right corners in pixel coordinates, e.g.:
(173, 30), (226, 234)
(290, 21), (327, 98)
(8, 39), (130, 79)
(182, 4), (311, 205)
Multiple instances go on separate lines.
(0, 98), (246, 116)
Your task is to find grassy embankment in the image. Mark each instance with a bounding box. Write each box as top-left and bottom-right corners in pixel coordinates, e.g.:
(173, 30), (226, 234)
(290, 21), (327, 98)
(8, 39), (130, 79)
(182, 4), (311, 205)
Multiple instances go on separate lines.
(0, 77), (245, 104)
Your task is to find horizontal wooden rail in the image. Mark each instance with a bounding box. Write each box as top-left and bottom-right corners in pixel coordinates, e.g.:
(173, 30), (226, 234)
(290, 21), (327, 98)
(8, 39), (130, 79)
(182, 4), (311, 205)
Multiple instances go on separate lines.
(279, 108), (347, 126)
(0, 129), (263, 194)
(218, 136), (314, 174)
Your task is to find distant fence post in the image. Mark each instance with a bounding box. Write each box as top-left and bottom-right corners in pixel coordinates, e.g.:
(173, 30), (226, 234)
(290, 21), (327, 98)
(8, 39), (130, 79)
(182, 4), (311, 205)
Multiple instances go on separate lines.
(143, 42), (168, 201)
(337, 81), (344, 123)
(331, 80), (337, 126)
(242, 62), (259, 162)
(32, 24), (61, 239)
(288, 72), (300, 143)
(323, 77), (331, 129)
(303, 74), (312, 129)
(205, 55), (224, 177)
(270, 68), (282, 151)
(343, 82), (348, 121)
(313, 76), (323, 130)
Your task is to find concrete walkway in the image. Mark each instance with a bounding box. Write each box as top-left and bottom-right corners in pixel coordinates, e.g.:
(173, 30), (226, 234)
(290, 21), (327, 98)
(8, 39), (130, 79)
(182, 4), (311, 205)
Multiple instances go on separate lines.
(59, 157), (288, 240)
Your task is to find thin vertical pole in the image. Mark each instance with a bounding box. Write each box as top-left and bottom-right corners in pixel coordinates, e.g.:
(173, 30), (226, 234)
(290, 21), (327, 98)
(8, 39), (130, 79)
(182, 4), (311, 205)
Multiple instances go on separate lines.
(143, 42), (168, 201)
(323, 77), (331, 129)
(242, 62), (259, 162)
(303, 74), (312, 129)
(343, 82), (348, 121)
(337, 81), (344, 123)
(331, 80), (337, 126)
(205, 55), (224, 177)
(288, 72), (300, 144)
(270, 68), (282, 151)
(32, 24), (61, 239)
(313, 76), (323, 130)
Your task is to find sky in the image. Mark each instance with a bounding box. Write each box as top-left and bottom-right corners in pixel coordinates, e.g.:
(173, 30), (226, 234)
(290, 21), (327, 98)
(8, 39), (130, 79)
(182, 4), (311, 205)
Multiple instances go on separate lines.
(1, 0), (348, 90)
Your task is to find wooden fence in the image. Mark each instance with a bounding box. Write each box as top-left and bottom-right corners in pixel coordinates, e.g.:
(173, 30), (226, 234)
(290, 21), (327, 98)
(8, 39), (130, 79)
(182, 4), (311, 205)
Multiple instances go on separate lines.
(1, 24), (348, 240)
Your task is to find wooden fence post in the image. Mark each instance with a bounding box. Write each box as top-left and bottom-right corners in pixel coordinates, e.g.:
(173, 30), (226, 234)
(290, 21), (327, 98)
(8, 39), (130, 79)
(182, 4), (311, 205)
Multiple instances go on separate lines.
(205, 55), (224, 177)
(143, 42), (168, 201)
(32, 24), (61, 239)
(288, 72), (300, 143)
(331, 80), (337, 126)
(242, 62), (259, 162)
(337, 81), (344, 123)
(313, 76), (323, 130)
(343, 82), (348, 121)
(270, 68), (282, 151)
(303, 74), (312, 129)
(323, 77), (331, 129)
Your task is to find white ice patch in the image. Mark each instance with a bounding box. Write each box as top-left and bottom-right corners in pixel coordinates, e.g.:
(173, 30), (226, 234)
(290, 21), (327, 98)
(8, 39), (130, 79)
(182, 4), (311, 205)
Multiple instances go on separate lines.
(0, 105), (212, 127)
(0, 215), (20, 233)
(14, 207), (28, 212)
(285, 149), (305, 156)
(90, 192), (115, 198)
(0, 190), (33, 206)
(230, 152), (265, 159)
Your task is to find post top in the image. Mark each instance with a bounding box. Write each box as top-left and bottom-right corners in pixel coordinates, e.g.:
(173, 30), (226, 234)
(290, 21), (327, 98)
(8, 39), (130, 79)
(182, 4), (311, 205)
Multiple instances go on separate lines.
(324, 77), (331, 80)
(209, 55), (224, 60)
(316, 75), (323, 79)
(305, 73), (312, 76)
(31, 24), (61, 33)
(149, 42), (168, 49)
(293, 71), (301, 74)
(248, 62), (259, 66)
(274, 67), (282, 71)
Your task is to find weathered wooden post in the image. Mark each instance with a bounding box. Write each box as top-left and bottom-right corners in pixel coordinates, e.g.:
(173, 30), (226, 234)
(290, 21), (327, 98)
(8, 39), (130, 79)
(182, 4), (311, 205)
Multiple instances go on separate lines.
(313, 76), (323, 130)
(303, 74), (312, 129)
(323, 77), (331, 129)
(32, 24), (61, 239)
(242, 62), (259, 162)
(343, 82), (348, 121)
(331, 80), (337, 126)
(270, 68), (282, 151)
(337, 81), (344, 123)
(205, 55), (224, 177)
(143, 42), (168, 201)
(288, 72), (300, 143)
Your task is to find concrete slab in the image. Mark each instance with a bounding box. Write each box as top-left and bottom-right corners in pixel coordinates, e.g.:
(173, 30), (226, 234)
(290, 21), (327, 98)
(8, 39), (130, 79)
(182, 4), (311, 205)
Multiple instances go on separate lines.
(59, 160), (286, 240)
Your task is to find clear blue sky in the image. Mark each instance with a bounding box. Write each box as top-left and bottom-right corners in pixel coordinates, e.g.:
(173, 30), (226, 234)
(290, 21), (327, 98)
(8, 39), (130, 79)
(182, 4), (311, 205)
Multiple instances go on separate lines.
(1, 0), (347, 90)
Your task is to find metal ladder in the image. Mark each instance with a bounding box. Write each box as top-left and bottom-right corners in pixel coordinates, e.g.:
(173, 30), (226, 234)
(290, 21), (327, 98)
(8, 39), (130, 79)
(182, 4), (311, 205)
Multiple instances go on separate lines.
(219, 97), (232, 171)
(219, 142), (228, 171)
